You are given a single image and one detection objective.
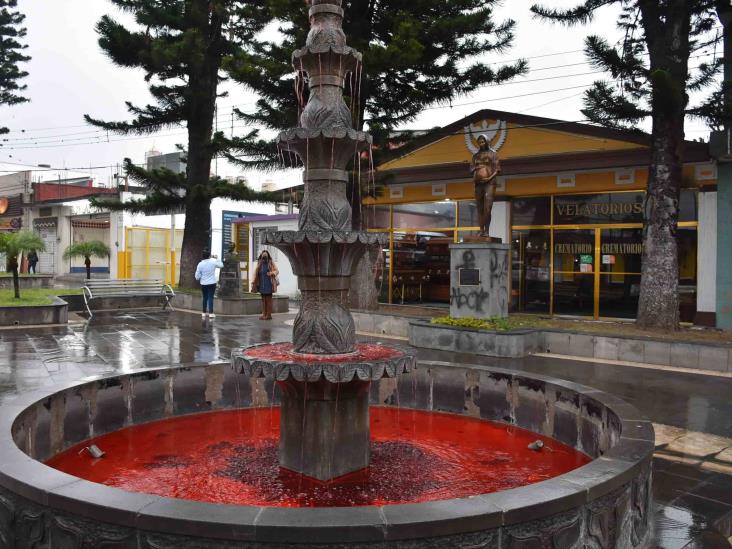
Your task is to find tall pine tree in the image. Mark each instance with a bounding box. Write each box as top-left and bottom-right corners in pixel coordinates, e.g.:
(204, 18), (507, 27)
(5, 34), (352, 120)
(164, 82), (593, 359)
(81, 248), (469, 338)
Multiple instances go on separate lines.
(86, 1), (279, 288)
(531, 0), (720, 330)
(0, 0), (30, 133)
(228, 0), (526, 228)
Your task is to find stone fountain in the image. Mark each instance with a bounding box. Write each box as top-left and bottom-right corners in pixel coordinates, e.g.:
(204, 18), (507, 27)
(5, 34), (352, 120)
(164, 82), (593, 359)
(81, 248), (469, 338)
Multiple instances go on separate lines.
(0, 2), (654, 546)
(231, 0), (415, 481)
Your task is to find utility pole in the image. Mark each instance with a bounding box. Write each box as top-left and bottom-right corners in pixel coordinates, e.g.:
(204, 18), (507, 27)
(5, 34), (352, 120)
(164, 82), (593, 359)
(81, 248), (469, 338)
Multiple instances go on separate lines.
(713, 1), (732, 329)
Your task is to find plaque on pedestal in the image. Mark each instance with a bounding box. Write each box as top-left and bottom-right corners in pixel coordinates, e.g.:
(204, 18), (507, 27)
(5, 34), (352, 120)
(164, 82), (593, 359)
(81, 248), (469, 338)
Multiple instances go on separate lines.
(449, 242), (509, 319)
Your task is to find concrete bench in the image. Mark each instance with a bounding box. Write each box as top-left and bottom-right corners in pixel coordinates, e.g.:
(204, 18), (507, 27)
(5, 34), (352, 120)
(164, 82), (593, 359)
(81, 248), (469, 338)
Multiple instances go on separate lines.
(82, 279), (175, 318)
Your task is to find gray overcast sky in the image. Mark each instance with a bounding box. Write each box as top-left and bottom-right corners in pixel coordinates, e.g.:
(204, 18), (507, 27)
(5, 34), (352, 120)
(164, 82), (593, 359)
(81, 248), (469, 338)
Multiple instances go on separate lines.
(0, 1), (718, 188)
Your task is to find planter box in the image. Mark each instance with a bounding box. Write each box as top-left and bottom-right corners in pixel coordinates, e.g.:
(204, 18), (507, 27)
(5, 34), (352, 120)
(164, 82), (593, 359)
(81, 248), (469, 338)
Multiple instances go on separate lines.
(408, 319), (732, 371)
(0, 296), (68, 326)
(409, 320), (541, 358)
(0, 275), (54, 289)
(540, 329), (732, 373)
(175, 292), (289, 316)
(352, 311), (412, 338)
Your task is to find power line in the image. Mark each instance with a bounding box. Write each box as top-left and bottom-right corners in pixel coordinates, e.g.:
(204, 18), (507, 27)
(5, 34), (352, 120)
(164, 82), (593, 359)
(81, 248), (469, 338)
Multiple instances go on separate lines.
(1, 49), (719, 142)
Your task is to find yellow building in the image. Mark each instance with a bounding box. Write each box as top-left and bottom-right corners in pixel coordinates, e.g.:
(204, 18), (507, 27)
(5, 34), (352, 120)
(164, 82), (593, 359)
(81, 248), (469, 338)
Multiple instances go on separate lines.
(368, 109), (716, 323)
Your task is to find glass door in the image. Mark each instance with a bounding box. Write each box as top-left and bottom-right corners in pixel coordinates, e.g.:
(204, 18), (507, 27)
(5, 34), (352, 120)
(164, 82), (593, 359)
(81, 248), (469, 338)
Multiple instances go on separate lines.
(511, 229), (550, 313)
(599, 228), (642, 318)
(552, 229), (596, 316)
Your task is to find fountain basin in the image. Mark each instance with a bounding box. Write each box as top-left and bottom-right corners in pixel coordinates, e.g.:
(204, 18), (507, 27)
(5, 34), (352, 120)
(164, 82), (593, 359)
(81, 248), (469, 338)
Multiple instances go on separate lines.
(0, 361), (654, 547)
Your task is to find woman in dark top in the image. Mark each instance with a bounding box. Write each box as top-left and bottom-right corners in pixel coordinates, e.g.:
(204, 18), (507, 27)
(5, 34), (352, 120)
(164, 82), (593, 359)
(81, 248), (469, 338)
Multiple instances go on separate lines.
(27, 250), (38, 274)
(251, 250), (279, 320)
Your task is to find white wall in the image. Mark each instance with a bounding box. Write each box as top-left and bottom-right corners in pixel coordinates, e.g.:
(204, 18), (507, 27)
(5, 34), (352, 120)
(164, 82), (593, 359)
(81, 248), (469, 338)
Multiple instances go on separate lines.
(697, 191), (717, 313)
(490, 201), (510, 243)
(249, 218), (299, 297)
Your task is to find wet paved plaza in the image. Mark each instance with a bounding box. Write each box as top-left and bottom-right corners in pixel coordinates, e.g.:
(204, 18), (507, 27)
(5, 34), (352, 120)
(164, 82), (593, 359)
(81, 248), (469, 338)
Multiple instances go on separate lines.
(0, 310), (730, 548)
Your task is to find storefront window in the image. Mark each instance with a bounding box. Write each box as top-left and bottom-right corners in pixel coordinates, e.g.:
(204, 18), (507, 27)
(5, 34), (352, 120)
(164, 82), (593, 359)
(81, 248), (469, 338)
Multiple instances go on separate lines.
(680, 189), (698, 222)
(678, 228), (697, 322)
(390, 231), (452, 304)
(393, 201), (455, 229)
(511, 229), (550, 313)
(511, 197), (550, 226)
(363, 205), (390, 229)
(458, 201), (478, 227)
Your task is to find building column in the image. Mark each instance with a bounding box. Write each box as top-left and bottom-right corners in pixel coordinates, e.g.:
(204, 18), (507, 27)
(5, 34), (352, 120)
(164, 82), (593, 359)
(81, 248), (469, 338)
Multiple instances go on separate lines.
(490, 201), (510, 243)
(697, 191), (717, 326)
(718, 166), (732, 329)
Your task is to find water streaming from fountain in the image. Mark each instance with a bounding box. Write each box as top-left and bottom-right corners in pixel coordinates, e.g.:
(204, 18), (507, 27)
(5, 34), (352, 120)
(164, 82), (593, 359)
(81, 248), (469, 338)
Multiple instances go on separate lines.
(230, 0), (416, 481)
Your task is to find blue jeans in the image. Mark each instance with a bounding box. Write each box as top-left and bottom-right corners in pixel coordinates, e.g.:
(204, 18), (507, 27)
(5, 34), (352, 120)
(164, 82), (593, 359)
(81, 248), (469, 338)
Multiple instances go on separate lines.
(201, 284), (216, 313)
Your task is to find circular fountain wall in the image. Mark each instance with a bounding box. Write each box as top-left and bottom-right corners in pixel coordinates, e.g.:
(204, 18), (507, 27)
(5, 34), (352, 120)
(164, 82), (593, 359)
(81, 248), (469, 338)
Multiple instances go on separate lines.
(0, 360), (653, 548)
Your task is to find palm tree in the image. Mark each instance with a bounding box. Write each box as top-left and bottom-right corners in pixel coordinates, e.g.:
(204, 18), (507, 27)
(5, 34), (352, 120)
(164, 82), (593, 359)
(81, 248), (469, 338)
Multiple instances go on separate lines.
(63, 241), (110, 280)
(0, 231), (45, 299)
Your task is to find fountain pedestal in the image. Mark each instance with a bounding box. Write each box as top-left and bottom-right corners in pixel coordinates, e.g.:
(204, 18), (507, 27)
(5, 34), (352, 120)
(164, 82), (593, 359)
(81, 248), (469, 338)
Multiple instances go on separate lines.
(232, 342), (416, 480)
(279, 378), (370, 480)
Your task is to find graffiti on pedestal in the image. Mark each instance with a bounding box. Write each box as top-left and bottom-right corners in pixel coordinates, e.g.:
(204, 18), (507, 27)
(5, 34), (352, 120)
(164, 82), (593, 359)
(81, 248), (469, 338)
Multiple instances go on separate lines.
(450, 286), (489, 312)
(451, 249), (508, 314)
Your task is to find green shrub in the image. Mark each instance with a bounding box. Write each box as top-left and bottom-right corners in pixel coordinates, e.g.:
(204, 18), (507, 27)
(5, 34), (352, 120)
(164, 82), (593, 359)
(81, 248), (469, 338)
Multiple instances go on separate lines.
(430, 316), (528, 332)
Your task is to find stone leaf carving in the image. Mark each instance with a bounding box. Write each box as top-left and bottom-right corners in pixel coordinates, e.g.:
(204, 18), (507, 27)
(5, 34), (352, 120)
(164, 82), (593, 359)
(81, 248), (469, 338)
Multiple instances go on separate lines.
(0, 493), (15, 549)
(15, 507), (48, 549)
(504, 509), (582, 549)
(294, 296), (355, 353)
(631, 465), (652, 546)
(301, 94), (352, 130)
(51, 515), (136, 548)
(587, 485), (631, 549)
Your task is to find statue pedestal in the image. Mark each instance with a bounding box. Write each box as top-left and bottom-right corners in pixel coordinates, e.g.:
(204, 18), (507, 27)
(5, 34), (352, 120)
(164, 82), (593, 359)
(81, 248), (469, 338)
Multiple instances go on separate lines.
(449, 242), (509, 319)
(217, 254), (242, 299)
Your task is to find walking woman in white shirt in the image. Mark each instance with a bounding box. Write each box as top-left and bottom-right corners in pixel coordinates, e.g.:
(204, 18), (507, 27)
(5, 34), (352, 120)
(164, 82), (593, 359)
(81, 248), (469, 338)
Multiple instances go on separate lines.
(195, 250), (224, 319)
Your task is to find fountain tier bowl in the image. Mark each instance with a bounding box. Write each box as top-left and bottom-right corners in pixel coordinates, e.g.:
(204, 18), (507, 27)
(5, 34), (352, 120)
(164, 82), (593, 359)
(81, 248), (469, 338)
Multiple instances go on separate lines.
(0, 361), (654, 548)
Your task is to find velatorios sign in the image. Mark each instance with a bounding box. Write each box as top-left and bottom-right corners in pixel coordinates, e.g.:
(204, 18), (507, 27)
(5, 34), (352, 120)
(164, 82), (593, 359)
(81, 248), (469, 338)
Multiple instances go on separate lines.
(555, 201), (642, 217)
(554, 193), (644, 224)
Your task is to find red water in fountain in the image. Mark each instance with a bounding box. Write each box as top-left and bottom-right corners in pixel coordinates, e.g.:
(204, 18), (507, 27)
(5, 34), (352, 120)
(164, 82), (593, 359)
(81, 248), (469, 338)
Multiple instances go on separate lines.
(47, 408), (591, 508)
(245, 342), (402, 363)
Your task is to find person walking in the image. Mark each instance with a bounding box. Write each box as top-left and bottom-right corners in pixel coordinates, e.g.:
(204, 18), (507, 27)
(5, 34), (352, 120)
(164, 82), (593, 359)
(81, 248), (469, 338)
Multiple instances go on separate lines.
(195, 250), (224, 319)
(27, 250), (38, 274)
(251, 250), (279, 320)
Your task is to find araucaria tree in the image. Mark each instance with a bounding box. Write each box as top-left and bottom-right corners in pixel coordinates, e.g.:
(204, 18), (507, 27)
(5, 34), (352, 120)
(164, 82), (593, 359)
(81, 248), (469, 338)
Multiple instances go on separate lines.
(0, 0), (30, 133)
(229, 0), (526, 228)
(531, 0), (720, 330)
(86, 1), (279, 288)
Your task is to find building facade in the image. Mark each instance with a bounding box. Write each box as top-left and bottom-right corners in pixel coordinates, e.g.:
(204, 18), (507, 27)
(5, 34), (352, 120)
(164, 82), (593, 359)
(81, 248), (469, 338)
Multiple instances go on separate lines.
(369, 110), (716, 324)
(233, 214), (299, 297)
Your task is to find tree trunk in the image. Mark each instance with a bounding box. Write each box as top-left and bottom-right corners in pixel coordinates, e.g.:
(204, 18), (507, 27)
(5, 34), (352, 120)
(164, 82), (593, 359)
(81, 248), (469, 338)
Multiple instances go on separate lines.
(176, 0), (222, 289)
(10, 259), (19, 299)
(178, 195), (213, 288)
(85, 257), (91, 280)
(636, 0), (689, 330)
(350, 243), (382, 310)
(636, 113), (683, 329)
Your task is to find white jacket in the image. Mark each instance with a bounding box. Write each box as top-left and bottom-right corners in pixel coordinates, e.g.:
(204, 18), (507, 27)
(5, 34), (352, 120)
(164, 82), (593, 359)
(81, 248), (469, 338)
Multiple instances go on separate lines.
(195, 258), (224, 285)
